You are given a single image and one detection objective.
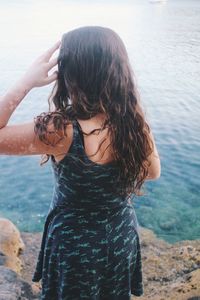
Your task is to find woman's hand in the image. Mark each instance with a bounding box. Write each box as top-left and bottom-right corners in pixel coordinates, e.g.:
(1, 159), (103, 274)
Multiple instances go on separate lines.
(19, 41), (61, 90)
(0, 41), (61, 129)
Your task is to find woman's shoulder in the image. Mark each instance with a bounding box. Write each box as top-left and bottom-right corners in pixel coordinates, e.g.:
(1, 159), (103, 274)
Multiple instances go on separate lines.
(51, 121), (74, 164)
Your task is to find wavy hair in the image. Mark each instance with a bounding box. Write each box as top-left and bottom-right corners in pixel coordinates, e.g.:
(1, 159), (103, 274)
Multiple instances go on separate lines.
(34, 26), (154, 196)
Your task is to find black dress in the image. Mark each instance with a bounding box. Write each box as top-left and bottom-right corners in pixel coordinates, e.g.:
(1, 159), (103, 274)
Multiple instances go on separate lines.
(32, 119), (144, 299)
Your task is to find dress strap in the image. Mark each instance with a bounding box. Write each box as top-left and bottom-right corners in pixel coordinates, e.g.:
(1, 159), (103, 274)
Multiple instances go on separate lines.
(67, 119), (85, 157)
(74, 120), (85, 149)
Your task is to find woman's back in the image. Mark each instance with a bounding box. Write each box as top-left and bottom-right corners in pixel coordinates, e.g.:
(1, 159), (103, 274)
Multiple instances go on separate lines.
(50, 117), (128, 211)
(52, 112), (160, 182)
(53, 113), (114, 166)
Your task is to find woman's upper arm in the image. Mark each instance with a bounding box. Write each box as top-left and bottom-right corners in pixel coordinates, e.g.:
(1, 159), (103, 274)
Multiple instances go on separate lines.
(0, 122), (72, 156)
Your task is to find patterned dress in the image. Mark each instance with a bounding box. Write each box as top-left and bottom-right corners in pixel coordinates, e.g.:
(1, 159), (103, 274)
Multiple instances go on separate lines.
(32, 119), (144, 299)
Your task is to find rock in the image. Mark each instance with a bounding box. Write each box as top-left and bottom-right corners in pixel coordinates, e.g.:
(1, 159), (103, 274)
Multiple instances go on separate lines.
(134, 226), (200, 300)
(0, 218), (25, 273)
(0, 251), (6, 265)
(0, 265), (38, 300)
(20, 231), (42, 284)
(179, 245), (196, 256)
(158, 217), (180, 231)
(0, 219), (42, 299)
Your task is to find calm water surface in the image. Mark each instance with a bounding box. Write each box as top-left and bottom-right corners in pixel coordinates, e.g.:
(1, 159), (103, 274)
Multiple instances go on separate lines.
(0, 0), (199, 243)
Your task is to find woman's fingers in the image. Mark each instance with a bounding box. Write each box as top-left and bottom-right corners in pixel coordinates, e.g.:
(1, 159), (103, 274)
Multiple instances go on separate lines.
(48, 57), (58, 69)
(42, 41), (61, 62)
(20, 41), (61, 89)
(45, 71), (58, 84)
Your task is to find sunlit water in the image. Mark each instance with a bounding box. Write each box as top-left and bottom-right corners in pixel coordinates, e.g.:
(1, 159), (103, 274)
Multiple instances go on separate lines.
(0, 0), (199, 243)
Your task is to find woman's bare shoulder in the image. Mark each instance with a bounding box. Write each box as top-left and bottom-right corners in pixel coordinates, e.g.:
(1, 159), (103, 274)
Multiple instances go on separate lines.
(51, 122), (74, 163)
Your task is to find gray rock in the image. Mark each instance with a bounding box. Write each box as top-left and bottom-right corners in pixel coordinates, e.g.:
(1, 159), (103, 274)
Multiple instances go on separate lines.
(0, 266), (39, 300)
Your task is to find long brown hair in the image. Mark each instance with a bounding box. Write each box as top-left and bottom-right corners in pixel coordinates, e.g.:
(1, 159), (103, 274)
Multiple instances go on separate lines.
(34, 26), (153, 196)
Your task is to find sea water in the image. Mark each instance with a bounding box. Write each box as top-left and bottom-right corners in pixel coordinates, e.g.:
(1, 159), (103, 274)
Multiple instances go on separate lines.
(0, 0), (199, 243)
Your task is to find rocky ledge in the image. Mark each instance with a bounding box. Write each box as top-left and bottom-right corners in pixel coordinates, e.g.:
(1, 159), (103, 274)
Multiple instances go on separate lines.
(0, 217), (200, 300)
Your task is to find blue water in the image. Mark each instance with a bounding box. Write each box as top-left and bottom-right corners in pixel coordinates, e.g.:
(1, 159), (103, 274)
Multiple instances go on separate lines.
(0, 0), (199, 243)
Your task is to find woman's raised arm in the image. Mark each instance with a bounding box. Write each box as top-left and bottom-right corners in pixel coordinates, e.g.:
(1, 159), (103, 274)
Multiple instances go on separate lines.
(0, 41), (71, 157)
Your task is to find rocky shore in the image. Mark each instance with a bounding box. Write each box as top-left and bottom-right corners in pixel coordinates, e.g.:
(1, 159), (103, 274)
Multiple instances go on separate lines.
(0, 217), (200, 300)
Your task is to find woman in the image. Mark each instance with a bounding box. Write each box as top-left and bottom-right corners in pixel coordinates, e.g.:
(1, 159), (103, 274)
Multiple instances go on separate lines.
(0, 26), (161, 299)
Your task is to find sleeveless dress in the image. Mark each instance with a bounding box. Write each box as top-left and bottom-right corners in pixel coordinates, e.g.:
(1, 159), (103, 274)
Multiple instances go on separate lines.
(32, 119), (144, 299)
